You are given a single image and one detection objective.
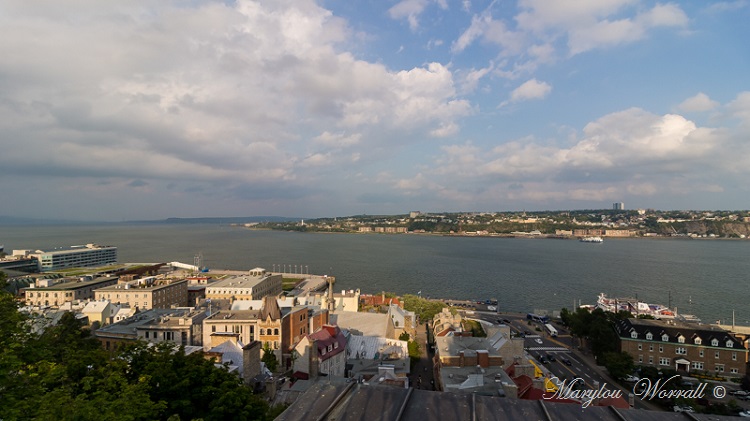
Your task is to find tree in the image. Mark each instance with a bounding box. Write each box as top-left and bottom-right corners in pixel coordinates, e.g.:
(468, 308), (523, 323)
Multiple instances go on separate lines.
(399, 332), (410, 341)
(602, 351), (634, 380)
(262, 343), (278, 373)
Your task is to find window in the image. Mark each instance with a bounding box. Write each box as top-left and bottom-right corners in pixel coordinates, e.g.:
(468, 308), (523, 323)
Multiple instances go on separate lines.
(733, 352), (737, 361)
(649, 344), (654, 352)
(259, 328), (265, 335)
(659, 357), (670, 366)
(659, 345), (663, 353)
(715, 364), (724, 373)
(649, 356), (653, 364)
(661, 334), (669, 342)
(638, 355), (643, 363)
(638, 344), (642, 351)
(676, 347), (686, 355)
(274, 328), (279, 335)
(631, 332), (638, 339)
(646, 333), (653, 340)
(678, 336), (685, 344)
(694, 337), (702, 345)
(692, 362), (704, 370)
(711, 339), (719, 347)
(715, 351), (720, 359)
(726, 340), (734, 348)
(732, 368), (739, 374)
(334, 342), (339, 349)
(145, 331), (150, 339)
(699, 349), (704, 357)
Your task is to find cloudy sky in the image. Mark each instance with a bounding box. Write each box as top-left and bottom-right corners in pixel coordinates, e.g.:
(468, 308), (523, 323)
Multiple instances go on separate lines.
(1, 0), (748, 221)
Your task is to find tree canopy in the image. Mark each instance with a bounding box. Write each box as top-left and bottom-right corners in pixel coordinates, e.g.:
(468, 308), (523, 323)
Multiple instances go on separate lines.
(0, 272), (279, 421)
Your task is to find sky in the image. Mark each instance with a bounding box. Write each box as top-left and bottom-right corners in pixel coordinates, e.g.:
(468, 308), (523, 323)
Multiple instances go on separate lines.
(1, 0), (749, 221)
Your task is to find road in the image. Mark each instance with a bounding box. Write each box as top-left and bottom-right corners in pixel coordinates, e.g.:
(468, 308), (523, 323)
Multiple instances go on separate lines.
(467, 310), (661, 410)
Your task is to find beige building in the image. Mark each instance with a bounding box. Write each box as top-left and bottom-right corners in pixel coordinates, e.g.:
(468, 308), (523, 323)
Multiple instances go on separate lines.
(205, 269), (282, 302)
(616, 318), (748, 378)
(94, 308), (205, 351)
(94, 277), (188, 310)
(24, 276), (119, 307)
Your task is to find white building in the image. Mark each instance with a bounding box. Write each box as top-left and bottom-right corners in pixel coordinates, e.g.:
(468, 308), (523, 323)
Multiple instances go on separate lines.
(30, 244), (117, 271)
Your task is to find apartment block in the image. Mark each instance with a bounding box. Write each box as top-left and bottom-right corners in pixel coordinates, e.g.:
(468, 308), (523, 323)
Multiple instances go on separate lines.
(616, 318), (748, 378)
(24, 276), (119, 307)
(205, 269), (282, 302)
(94, 277), (188, 310)
(29, 244), (117, 271)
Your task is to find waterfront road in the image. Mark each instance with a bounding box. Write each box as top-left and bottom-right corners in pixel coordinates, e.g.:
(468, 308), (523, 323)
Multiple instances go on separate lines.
(466, 310), (663, 411)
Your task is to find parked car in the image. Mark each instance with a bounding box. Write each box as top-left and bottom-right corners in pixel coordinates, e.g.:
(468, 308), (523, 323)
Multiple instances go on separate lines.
(673, 405), (694, 413)
(738, 410), (750, 418)
(560, 357), (572, 366)
(730, 390), (750, 397)
(547, 354), (556, 362)
(621, 375), (639, 382)
(535, 338), (543, 344)
(539, 356), (549, 364)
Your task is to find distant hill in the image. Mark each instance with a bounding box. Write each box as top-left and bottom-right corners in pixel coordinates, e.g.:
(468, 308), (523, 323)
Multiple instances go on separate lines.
(133, 216), (300, 224)
(0, 215), (97, 226)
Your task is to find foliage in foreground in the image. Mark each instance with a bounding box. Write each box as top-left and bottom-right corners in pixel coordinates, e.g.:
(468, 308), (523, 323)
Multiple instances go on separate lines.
(0, 271), (276, 421)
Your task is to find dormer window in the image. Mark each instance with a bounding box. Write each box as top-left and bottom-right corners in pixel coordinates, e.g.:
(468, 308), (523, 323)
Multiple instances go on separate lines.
(661, 334), (669, 342)
(694, 338), (702, 345)
(677, 336), (685, 344)
(646, 333), (653, 340)
(630, 332), (638, 339)
(711, 339), (719, 347)
(726, 340), (734, 348)
(334, 342), (339, 349)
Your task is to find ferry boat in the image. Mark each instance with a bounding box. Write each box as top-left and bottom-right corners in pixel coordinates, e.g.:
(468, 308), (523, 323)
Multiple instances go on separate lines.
(580, 236), (603, 243)
(595, 293), (676, 319)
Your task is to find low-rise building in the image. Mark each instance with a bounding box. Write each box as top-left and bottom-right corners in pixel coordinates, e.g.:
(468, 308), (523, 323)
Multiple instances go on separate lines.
(94, 277), (188, 310)
(94, 307), (206, 351)
(616, 318), (748, 378)
(24, 276), (119, 307)
(292, 325), (347, 378)
(205, 269), (282, 302)
(29, 244), (117, 271)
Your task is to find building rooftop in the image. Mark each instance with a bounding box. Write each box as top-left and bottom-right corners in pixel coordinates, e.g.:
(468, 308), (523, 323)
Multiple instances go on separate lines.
(207, 274), (273, 290)
(26, 276), (119, 291)
(331, 312), (388, 337)
(276, 381), (739, 421)
(616, 318), (745, 349)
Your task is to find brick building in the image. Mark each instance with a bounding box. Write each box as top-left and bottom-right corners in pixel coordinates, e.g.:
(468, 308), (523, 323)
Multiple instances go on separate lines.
(615, 318), (748, 378)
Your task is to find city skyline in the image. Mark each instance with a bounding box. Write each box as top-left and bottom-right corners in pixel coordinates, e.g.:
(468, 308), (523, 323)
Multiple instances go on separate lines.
(1, 1), (748, 221)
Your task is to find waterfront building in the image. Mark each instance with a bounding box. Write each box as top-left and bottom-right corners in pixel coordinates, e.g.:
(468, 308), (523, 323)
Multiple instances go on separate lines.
(94, 307), (206, 351)
(24, 276), (119, 307)
(292, 325), (347, 378)
(94, 277), (188, 310)
(204, 268), (282, 302)
(615, 318), (748, 378)
(28, 244), (117, 271)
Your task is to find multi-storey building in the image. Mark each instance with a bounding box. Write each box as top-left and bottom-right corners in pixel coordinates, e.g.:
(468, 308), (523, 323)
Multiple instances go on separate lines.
(24, 276), (119, 307)
(293, 325), (347, 378)
(204, 269), (282, 302)
(29, 244), (117, 271)
(94, 308), (206, 351)
(616, 318), (748, 378)
(94, 277), (188, 310)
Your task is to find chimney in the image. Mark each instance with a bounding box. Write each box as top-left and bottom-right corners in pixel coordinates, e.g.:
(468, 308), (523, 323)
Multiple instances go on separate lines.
(477, 350), (489, 368)
(309, 340), (320, 377)
(459, 350), (465, 368)
(242, 341), (262, 386)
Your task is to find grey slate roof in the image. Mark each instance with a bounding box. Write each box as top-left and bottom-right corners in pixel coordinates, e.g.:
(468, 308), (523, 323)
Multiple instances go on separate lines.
(275, 381), (740, 421)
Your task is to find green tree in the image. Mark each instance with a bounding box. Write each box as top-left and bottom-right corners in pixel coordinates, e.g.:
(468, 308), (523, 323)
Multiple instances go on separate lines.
(602, 351), (634, 380)
(399, 332), (410, 341)
(261, 343), (278, 373)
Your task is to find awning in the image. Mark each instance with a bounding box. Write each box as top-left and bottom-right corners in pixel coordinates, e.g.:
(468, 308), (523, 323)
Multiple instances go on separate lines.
(675, 358), (690, 365)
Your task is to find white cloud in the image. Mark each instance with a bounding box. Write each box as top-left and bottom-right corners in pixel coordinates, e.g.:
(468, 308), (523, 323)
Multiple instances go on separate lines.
(388, 0), (447, 31)
(678, 93), (719, 113)
(508, 79), (552, 103)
